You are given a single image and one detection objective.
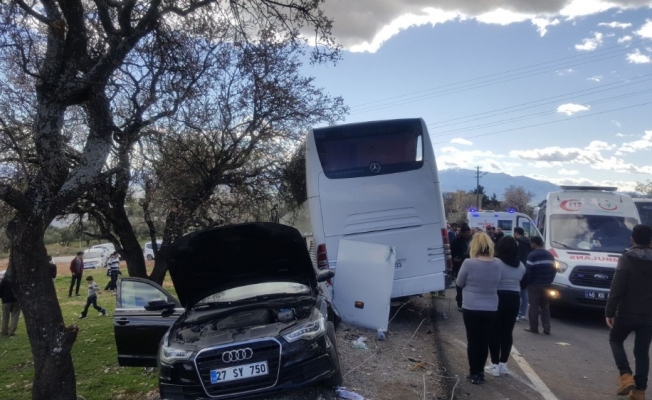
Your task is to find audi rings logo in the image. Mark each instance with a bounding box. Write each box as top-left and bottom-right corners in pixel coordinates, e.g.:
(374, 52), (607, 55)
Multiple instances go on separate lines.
(222, 348), (254, 363)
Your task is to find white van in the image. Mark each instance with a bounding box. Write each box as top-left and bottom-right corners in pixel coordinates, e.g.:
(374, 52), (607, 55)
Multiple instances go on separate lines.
(467, 210), (540, 238)
(535, 186), (640, 308)
(144, 240), (162, 261)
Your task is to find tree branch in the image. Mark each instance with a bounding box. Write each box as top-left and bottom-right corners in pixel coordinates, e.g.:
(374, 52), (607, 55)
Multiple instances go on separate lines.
(0, 184), (32, 215)
(14, 0), (52, 24)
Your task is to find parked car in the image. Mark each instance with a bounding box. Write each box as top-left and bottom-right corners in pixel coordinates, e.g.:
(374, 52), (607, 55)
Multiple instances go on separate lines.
(143, 240), (162, 261)
(114, 223), (342, 400)
(83, 250), (105, 269)
(91, 244), (113, 266)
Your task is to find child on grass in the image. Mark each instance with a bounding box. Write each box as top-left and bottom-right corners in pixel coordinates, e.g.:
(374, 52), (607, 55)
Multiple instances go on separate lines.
(79, 276), (106, 319)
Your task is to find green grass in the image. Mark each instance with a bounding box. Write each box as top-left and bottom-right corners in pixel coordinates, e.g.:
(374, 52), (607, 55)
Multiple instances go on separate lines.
(1, 270), (176, 400)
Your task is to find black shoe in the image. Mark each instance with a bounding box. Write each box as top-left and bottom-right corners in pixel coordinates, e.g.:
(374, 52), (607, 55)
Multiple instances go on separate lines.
(479, 372), (485, 382)
(79, 315), (87, 320)
(543, 331), (550, 335)
(467, 374), (482, 384)
(75, 293), (80, 297)
(458, 306), (463, 312)
(524, 328), (539, 334)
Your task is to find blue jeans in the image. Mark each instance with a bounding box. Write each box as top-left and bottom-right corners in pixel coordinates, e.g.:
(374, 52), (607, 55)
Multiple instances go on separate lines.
(519, 289), (528, 317)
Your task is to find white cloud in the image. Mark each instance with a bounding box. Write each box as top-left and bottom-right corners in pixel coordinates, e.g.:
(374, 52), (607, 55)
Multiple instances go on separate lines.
(321, 0), (646, 53)
(435, 147), (511, 173)
(532, 18), (560, 36)
(451, 138), (473, 146)
(557, 68), (575, 76)
(618, 130), (652, 153)
(612, 120), (622, 128)
(558, 168), (580, 175)
(616, 132), (634, 137)
(618, 35), (633, 43)
(598, 21), (632, 28)
(627, 49), (651, 64)
(636, 19), (652, 39)
(575, 32), (604, 51)
(556, 103), (590, 115)
(588, 75), (603, 82)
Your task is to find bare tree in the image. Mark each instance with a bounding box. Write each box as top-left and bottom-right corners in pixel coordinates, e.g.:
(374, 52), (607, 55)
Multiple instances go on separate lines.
(503, 185), (535, 213)
(0, 2), (338, 398)
(636, 180), (652, 197)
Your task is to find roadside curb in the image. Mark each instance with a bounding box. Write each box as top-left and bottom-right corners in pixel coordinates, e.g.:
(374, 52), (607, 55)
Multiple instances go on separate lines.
(430, 295), (459, 400)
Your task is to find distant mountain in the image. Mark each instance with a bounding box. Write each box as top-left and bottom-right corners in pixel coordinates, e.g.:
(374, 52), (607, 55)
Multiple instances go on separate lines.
(438, 168), (561, 204)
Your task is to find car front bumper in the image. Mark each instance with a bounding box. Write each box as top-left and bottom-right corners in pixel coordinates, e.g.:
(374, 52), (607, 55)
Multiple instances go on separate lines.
(159, 334), (336, 400)
(550, 283), (609, 309)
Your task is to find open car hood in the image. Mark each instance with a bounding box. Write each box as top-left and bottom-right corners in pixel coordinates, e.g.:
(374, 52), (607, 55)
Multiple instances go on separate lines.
(167, 223), (318, 309)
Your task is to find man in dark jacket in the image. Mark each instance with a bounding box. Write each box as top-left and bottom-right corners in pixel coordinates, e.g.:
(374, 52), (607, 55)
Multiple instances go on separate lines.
(0, 277), (21, 336)
(514, 227), (532, 320)
(451, 224), (472, 310)
(69, 252), (84, 297)
(523, 236), (556, 334)
(606, 225), (652, 400)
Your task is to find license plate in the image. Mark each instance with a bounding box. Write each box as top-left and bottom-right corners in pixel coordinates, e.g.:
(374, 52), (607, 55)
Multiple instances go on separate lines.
(585, 290), (609, 300)
(210, 361), (268, 384)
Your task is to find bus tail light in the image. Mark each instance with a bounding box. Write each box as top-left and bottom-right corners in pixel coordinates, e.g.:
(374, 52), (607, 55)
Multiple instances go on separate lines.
(317, 244), (329, 270)
(441, 229), (453, 271)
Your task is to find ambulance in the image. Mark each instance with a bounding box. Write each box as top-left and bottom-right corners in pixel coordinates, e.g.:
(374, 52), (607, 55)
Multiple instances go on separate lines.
(467, 209), (540, 238)
(534, 186), (641, 309)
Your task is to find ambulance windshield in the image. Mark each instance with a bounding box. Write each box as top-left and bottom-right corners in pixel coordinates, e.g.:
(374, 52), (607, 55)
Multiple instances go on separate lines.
(550, 214), (637, 253)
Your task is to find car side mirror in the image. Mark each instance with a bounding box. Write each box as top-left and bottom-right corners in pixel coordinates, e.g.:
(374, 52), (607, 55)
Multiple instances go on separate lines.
(144, 298), (175, 312)
(316, 269), (335, 283)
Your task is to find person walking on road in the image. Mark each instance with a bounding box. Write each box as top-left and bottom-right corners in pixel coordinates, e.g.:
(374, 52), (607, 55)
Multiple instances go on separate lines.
(79, 276), (106, 319)
(448, 223), (458, 244)
(457, 232), (502, 384)
(486, 236), (526, 377)
(514, 227), (532, 321)
(0, 277), (21, 337)
(49, 255), (57, 284)
(523, 236), (556, 334)
(606, 224), (652, 400)
(104, 252), (121, 292)
(451, 224), (473, 311)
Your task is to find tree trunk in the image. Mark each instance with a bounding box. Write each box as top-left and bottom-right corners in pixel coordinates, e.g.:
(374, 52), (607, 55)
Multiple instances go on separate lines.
(112, 207), (147, 278)
(7, 214), (77, 400)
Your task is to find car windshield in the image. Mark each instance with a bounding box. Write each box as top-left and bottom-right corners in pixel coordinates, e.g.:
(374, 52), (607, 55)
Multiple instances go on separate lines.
(635, 202), (652, 227)
(550, 214), (637, 253)
(196, 282), (311, 306)
(84, 252), (101, 259)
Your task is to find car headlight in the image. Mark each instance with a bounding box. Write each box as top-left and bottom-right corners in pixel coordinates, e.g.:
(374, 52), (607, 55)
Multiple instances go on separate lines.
(159, 333), (193, 364)
(554, 260), (569, 273)
(283, 317), (325, 343)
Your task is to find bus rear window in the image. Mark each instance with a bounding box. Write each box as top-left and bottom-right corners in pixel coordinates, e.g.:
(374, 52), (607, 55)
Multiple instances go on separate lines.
(314, 121), (424, 179)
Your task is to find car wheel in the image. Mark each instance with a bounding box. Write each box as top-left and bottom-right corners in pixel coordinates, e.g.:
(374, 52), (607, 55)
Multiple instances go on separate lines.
(146, 255), (153, 261)
(321, 321), (343, 388)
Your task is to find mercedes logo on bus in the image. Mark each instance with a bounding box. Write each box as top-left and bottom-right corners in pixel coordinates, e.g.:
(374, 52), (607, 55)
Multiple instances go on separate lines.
(369, 162), (381, 174)
(221, 348), (254, 363)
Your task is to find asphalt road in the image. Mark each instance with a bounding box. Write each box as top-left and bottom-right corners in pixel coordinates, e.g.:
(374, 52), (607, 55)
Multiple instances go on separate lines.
(435, 288), (644, 400)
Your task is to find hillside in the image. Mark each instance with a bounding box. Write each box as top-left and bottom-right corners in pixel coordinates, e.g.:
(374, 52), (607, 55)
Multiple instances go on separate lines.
(438, 168), (561, 204)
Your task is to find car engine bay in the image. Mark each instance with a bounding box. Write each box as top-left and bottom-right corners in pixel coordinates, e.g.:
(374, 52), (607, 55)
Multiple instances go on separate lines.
(174, 306), (314, 344)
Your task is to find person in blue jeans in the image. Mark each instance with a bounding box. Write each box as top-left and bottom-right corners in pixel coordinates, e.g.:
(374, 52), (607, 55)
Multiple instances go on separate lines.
(606, 225), (652, 400)
(79, 276), (106, 319)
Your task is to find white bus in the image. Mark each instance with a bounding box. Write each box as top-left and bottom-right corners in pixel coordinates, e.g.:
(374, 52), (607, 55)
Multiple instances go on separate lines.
(280, 118), (450, 299)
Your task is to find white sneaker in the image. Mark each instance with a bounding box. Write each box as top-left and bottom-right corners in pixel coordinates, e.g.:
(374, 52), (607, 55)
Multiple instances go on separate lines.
(484, 363), (500, 377)
(499, 363), (510, 375)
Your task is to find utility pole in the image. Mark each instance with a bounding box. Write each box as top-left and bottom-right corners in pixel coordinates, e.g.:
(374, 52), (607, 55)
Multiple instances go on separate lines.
(474, 166), (488, 210)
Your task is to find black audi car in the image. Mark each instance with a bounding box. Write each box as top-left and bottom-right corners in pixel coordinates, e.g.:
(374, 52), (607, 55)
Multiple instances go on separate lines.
(113, 223), (342, 399)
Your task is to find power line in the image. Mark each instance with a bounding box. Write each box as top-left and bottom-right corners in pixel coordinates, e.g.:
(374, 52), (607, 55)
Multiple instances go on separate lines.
(430, 99), (652, 145)
(351, 50), (634, 114)
(350, 37), (648, 111)
(427, 74), (652, 128)
(428, 87), (652, 137)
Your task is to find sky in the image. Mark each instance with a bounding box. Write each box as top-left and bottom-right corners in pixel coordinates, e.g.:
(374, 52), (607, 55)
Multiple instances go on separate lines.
(302, 0), (652, 192)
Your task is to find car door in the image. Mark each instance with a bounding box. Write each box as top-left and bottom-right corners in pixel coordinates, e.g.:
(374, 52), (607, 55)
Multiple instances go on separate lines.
(114, 277), (184, 367)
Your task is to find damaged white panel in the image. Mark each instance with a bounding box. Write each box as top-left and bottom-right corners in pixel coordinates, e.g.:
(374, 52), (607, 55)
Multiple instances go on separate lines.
(333, 240), (396, 331)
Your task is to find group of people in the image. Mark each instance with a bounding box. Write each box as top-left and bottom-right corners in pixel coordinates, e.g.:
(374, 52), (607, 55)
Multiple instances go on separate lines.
(450, 221), (652, 400)
(69, 251), (120, 319)
(453, 228), (556, 384)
